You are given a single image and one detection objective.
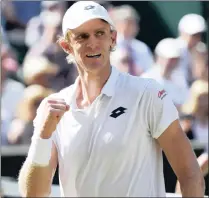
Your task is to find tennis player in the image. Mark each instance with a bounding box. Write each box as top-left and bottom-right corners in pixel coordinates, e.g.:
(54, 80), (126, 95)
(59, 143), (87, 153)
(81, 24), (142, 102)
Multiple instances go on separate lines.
(18, 1), (205, 197)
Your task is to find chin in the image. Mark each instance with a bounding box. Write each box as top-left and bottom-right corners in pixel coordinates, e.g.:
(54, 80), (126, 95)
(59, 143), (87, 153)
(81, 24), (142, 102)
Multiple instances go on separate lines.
(86, 60), (107, 71)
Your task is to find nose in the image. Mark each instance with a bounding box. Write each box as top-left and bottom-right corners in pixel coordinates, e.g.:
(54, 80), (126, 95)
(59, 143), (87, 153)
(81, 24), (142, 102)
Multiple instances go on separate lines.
(86, 35), (99, 50)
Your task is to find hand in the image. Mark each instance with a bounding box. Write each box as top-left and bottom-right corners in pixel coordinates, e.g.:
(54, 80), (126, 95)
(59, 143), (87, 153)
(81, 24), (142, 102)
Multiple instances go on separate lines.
(37, 98), (69, 139)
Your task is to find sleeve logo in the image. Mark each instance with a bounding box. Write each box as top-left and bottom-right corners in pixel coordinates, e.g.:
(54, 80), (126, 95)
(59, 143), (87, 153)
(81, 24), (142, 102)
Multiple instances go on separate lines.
(158, 89), (167, 100)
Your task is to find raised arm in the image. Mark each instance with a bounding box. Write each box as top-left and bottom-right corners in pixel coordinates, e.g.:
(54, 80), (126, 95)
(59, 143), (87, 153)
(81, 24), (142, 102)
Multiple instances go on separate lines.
(18, 96), (69, 197)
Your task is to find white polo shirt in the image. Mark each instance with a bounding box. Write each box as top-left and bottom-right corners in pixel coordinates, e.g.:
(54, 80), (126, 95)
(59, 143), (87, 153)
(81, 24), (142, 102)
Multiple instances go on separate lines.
(33, 67), (179, 197)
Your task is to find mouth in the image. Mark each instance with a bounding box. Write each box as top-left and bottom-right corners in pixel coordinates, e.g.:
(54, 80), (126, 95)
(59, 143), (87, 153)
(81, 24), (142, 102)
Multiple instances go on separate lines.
(86, 53), (101, 58)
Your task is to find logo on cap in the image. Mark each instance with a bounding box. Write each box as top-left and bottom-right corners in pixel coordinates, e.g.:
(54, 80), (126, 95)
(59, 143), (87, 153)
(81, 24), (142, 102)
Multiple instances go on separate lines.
(84, 5), (95, 10)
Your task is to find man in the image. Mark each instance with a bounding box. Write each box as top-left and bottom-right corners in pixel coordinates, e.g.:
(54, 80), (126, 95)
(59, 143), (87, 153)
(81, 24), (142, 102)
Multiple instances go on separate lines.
(18, 1), (205, 197)
(176, 13), (206, 86)
(110, 5), (153, 75)
(141, 38), (189, 110)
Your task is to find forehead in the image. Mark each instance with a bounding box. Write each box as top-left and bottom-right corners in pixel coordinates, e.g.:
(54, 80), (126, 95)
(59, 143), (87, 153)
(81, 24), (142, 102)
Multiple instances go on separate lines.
(69, 19), (111, 34)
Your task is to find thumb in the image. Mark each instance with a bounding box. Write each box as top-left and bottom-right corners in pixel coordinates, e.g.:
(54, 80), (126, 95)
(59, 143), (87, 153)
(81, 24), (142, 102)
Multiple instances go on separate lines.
(66, 104), (70, 111)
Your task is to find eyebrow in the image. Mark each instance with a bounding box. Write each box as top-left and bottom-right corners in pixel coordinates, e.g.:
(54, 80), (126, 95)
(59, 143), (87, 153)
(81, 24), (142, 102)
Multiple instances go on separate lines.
(73, 27), (108, 37)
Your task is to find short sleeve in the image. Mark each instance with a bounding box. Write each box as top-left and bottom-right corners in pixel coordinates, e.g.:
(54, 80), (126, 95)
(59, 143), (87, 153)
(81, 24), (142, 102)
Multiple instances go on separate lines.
(32, 95), (58, 147)
(145, 79), (179, 139)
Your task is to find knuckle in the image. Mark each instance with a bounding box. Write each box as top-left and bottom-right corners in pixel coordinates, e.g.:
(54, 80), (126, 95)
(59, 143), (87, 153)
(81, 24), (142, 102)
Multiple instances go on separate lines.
(48, 107), (54, 113)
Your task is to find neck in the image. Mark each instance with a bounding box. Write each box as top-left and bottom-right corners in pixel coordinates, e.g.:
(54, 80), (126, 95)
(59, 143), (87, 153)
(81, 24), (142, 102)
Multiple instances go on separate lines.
(76, 64), (111, 108)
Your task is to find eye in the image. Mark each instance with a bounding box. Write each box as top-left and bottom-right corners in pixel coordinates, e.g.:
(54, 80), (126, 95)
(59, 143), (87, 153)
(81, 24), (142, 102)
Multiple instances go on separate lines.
(96, 31), (105, 36)
(76, 33), (89, 40)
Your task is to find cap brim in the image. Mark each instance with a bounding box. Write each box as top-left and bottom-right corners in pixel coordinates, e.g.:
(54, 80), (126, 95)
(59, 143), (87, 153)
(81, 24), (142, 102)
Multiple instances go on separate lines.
(64, 15), (115, 34)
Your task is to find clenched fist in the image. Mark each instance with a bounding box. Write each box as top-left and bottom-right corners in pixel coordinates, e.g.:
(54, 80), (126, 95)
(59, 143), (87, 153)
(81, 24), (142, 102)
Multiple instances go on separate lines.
(34, 97), (69, 139)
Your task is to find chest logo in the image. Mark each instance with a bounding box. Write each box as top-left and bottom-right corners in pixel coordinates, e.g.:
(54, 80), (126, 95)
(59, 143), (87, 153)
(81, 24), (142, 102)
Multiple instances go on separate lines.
(110, 107), (127, 118)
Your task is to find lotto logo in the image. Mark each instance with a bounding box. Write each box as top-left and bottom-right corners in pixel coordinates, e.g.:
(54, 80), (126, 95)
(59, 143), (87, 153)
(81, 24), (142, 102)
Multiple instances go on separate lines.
(110, 107), (127, 118)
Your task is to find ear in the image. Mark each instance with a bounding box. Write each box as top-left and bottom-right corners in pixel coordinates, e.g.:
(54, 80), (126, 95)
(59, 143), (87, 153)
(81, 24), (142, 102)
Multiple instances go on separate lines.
(111, 30), (117, 49)
(57, 37), (72, 54)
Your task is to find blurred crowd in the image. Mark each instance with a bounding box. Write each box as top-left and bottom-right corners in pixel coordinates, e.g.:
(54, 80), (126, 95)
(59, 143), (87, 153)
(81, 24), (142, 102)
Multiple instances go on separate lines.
(1, 1), (208, 161)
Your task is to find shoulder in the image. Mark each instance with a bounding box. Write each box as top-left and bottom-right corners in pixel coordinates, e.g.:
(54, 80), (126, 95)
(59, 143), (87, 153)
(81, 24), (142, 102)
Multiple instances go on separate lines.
(141, 67), (158, 78)
(142, 78), (166, 100)
(118, 72), (159, 96)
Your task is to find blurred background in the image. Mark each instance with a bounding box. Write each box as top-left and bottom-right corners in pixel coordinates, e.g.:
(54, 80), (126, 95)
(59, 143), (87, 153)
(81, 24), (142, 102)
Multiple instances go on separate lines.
(1, 1), (208, 197)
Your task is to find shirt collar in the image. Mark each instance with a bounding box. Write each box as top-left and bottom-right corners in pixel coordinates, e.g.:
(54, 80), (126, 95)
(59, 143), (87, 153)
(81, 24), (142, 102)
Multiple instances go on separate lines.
(101, 66), (119, 97)
(70, 66), (119, 105)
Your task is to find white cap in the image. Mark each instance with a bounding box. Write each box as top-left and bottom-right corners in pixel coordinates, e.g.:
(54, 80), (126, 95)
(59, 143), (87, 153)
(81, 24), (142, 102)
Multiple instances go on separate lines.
(155, 38), (181, 58)
(178, 14), (206, 35)
(111, 5), (140, 22)
(62, 1), (115, 35)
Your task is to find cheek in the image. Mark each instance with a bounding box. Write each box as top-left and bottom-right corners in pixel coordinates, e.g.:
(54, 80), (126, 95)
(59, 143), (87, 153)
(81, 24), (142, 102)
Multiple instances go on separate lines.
(103, 39), (112, 52)
(73, 45), (84, 58)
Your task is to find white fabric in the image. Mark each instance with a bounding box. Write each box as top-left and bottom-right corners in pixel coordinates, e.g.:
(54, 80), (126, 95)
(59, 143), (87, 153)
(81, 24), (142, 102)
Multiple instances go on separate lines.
(62, 1), (115, 34)
(33, 67), (178, 197)
(27, 136), (52, 166)
(141, 65), (189, 106)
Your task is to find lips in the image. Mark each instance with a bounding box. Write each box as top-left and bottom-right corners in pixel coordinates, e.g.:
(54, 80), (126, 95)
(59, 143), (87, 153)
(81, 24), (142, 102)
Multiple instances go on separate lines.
(86, 53), (101, 58)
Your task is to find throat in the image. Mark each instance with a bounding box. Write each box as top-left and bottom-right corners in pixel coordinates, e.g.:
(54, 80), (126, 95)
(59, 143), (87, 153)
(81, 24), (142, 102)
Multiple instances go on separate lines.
(76, 79), (103, 109)
(75, 65), (111, 109)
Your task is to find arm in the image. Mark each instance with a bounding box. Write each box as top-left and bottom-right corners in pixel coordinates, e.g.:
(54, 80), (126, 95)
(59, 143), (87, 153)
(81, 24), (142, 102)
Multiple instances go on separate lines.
(175, 152), (208, 194)
(18, 142), (58, 197)
(144, 79), (205, 197)
(157, 120), (205, 197)
(18, 95), (69, 197)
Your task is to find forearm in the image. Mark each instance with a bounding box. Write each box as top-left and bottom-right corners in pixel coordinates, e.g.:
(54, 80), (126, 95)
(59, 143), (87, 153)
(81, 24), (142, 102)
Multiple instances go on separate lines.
(18, 160), (53, 197)
(179, 175), (205, 197)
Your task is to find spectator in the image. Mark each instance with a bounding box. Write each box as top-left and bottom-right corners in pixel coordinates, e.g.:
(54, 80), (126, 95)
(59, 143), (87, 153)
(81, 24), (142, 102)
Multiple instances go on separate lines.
(22, 55), (58, 89)
(24, 1), (78, 90)
(181, 79), (208, 152)
(25, 1), (66, 48)
(1, 44), (25, 145)
(191, 42), (208, 82)
(176, 13), (206, 86)
(141, 38), (189, 109)
(7, 85), (54, 145)
(1, 1), (26, 30)
(111, 45), (142, 75)
(111, 5), (154, 75)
